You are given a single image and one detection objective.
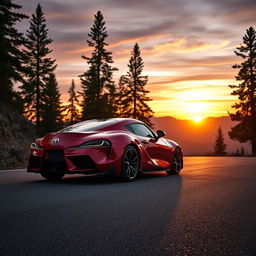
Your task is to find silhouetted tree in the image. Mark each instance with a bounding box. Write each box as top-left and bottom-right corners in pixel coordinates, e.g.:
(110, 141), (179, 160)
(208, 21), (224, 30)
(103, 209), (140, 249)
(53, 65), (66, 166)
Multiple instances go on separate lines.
(64, 79), (80, 124)
(214, 127), (227, 156)
(229, 27), (256, 155)
(116, 76), (129, 117)
(0, 0), (27, 108)
(79, 11), (118, 120)
(20, 4), (56, 132)
(40, 73), (63, 135)
(121, 43), (154, 127)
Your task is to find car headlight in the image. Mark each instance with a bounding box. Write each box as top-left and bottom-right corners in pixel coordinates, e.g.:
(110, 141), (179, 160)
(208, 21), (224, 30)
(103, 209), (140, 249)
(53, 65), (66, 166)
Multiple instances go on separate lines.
(69, 140), (111, 149)
(31, 142), (43, 150)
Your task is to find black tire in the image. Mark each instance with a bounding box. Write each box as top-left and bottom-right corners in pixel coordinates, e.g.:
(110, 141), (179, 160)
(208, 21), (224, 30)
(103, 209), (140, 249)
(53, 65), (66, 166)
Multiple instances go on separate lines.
(167, 148), (182, 175)
(121, 145), (140, 181)
(41, 172), (65, 181)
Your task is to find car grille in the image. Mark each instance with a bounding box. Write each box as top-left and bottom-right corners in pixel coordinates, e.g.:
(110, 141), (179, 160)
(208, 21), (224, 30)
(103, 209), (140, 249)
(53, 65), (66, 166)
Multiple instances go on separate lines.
(43, 150), (66, 172)
(47, 150), (63, 162)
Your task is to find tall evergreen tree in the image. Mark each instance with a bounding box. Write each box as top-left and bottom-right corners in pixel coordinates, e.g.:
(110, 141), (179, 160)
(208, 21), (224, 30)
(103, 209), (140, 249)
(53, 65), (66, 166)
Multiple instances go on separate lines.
(0, 0), (27, 108)
(64, 79), (80, 124)
(214, 127), (227, 156)
(121, 43), (154, 127)
(20, 4), (56, 131)
(229, 27), (256, 155)
(79, 10), (118, 120)
(116, 76), (129, 117)
(40, 73), (63, 135)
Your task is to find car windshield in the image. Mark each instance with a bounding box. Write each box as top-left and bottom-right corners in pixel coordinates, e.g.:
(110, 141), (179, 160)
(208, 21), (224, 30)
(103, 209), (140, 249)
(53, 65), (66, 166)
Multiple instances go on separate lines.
(60, 119), (119, 132)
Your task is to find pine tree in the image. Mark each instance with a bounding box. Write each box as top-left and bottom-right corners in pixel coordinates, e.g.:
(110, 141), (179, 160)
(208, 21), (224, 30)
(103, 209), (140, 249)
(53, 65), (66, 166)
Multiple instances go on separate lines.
(79, 11), (118, 120)
(0, 0), (27, 108)
(64, 79), (80, 124)
(20, 4), (56, 131)
(214, 127), (227, 156)
(121, 43), (154, 127)
(229, 27), (256, 155)
(40, 73), (63, 135)
(116, 76), (129, 117)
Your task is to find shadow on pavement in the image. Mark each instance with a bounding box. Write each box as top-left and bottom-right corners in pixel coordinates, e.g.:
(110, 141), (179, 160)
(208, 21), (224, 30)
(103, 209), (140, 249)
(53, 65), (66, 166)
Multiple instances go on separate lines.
(0, 169), (182, 256)
(25, 170), (171, 185)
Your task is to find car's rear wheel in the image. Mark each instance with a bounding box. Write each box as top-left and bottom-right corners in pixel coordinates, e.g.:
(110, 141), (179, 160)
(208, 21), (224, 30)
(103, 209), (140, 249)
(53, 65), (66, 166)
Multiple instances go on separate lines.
(167, 148), (182, 175)
(41, 172), (65, 181)
(121, 145), (140, 181)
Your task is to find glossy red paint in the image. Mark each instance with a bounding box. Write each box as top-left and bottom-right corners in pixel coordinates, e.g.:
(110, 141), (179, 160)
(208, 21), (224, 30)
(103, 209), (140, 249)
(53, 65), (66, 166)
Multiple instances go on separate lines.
(27, 118), (183, 180)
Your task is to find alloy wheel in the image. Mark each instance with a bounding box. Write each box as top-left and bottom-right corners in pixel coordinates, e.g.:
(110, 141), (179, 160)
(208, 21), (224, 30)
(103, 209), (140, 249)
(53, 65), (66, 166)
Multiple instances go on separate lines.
(172, 149), (182, 174)
(122, 146), (139, 181)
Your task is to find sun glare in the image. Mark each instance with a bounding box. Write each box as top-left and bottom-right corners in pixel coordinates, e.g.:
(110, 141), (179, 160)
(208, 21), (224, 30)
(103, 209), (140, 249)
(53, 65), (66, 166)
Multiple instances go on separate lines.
(193, 115), (203, 122)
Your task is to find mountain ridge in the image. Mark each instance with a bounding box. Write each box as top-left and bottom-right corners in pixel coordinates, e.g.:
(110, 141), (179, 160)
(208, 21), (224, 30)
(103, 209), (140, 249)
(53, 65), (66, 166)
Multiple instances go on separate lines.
(152, 116), (251, 155)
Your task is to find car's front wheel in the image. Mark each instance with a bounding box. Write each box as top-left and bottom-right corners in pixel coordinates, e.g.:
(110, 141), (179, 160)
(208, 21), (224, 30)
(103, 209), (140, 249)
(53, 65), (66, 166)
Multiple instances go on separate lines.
(41, 172), (65, 181)
(167, 148), (182, 175)
(121, 145), (140, 181)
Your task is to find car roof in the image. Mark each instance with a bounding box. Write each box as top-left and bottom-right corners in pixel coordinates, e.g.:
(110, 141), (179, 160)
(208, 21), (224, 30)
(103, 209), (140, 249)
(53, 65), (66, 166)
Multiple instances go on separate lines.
(60, 118), (142, 133)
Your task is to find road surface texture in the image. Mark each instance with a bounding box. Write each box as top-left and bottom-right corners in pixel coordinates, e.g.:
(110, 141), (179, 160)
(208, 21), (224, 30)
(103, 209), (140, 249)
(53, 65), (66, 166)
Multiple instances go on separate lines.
(0, 157), (256, 256)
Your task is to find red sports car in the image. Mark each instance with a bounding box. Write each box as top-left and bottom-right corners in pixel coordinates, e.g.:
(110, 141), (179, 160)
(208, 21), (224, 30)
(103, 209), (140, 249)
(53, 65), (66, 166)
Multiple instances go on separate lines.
(28, 118), (183, 181)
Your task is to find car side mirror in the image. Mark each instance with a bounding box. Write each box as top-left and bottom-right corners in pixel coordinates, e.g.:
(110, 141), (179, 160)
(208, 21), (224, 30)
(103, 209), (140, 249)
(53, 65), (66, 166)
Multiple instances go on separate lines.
(156, 130), (166, 139)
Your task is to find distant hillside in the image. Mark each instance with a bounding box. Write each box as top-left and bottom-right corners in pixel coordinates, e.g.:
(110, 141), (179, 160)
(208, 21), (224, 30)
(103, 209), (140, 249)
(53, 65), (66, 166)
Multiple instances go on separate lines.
(0, 105), (36, 169)
(152, 116), (251, 155)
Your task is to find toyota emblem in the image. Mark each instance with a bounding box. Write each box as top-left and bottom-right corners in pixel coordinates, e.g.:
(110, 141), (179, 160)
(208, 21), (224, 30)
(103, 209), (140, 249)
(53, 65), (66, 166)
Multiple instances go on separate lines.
(51, 138), (60, 144)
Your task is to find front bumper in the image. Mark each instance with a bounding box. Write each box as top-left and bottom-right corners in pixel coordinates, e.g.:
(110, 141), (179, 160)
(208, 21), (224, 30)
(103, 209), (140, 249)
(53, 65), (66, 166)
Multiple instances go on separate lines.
(27, 147), (117, 176)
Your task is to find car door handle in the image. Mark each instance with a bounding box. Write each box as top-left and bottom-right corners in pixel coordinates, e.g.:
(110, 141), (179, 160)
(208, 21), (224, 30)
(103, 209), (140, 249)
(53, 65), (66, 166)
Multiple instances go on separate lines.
(142, 140), (149, 144)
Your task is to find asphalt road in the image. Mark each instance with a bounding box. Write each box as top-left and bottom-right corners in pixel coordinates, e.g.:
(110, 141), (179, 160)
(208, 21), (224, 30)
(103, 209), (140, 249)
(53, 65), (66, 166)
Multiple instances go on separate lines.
(0, 157), (256, 256)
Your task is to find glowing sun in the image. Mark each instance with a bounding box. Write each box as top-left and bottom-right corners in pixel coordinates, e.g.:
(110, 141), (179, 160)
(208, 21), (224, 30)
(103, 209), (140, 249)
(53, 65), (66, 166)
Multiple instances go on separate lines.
(193, 115), (203, 122)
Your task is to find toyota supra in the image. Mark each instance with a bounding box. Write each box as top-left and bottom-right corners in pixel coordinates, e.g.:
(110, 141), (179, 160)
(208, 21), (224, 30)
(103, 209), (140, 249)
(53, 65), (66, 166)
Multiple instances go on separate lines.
(27, 118), (183, 181)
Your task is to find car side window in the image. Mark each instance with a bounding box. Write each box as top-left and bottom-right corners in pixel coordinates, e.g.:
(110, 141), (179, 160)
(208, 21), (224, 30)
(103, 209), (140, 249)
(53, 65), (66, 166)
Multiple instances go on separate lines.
(130, 124), (155, 138)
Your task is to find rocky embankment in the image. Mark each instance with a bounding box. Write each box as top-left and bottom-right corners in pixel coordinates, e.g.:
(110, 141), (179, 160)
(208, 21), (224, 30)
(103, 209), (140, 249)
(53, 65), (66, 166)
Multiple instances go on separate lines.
(0, 105), (37, 169)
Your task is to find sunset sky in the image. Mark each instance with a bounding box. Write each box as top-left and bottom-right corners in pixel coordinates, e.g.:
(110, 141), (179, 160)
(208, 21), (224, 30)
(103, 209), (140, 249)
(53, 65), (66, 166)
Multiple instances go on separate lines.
(16, 0), (256, 120)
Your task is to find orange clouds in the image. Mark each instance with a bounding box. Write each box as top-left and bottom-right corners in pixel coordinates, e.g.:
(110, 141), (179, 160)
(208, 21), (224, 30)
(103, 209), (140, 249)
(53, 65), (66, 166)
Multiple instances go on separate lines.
(110, 36), (230, 57)
(15, 0), (254, 121)
(52, 31), (237, 121)
(173, 40), (230, 53)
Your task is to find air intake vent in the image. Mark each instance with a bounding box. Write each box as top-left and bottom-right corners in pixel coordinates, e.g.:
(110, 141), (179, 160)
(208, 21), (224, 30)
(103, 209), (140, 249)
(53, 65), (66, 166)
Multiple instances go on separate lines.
(70, 156), (96, 169)
(30, 155), (41, 168)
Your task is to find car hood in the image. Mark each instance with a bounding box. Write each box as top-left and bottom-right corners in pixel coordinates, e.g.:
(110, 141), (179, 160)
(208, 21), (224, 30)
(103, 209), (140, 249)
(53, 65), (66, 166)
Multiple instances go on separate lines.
(39, 131), (101, 149)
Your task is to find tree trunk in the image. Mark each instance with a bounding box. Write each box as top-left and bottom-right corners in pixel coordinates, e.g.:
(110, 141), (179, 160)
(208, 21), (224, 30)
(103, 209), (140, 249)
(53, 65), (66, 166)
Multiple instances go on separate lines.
(36, 69), (40, 128)
(133, 74), (137, 119)
(36, 38), (40, 129)
(133, 88), (136, 119)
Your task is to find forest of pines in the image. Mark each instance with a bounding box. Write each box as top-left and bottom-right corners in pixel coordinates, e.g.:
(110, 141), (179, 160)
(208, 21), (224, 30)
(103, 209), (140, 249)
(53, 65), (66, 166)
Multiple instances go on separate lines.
(0, 2), (154, 136)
